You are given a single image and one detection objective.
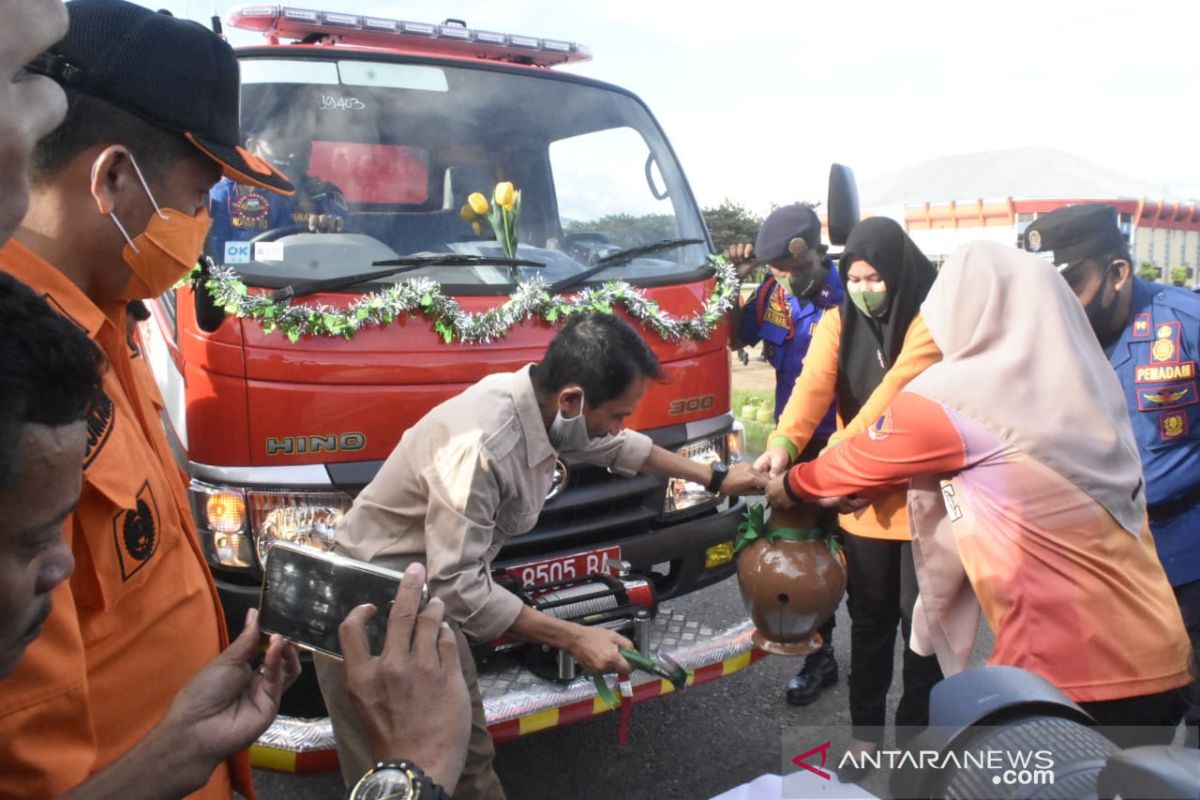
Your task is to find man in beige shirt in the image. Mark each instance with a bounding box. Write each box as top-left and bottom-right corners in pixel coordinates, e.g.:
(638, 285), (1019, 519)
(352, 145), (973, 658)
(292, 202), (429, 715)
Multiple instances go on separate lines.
(317, 312), (763, 799)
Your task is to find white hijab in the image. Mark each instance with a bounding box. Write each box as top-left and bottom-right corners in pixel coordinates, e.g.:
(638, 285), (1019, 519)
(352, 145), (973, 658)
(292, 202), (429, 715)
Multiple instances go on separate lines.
(909, 240), (1145, 534)
(905, 241), (1146, 673)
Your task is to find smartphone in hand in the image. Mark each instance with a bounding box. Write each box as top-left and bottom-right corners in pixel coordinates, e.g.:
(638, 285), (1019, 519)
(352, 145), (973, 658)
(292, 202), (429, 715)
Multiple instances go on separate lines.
(259, 541), (426, 659)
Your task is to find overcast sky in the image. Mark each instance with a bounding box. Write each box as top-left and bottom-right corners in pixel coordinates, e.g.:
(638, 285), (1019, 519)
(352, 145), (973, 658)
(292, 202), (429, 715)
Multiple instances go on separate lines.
(144, 0), (1200, 213)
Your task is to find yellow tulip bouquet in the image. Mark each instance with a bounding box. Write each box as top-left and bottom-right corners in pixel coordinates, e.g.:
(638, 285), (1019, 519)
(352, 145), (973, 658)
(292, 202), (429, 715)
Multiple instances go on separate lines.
(460, 181), (521, 259)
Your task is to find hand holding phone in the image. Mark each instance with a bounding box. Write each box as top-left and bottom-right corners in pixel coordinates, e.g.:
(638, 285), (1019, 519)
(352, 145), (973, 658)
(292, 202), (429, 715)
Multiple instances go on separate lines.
(258, 542), (426, 659)
(340, 562), (472, 791)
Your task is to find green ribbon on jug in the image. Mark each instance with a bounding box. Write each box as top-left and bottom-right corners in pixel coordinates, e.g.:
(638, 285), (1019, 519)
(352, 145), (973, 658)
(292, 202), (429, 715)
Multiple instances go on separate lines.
(733, 503), (843, 558)
(592, 647), (689, 709)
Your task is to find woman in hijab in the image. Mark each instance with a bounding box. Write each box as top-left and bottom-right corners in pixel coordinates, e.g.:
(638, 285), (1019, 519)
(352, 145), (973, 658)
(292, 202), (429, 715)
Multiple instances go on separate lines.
(768, 241), (1191, 747)
(756, 216), (944, 764)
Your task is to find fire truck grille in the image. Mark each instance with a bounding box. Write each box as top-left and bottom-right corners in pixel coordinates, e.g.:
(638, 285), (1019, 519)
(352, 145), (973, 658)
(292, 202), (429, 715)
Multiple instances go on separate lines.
(497, 465), (663, 559)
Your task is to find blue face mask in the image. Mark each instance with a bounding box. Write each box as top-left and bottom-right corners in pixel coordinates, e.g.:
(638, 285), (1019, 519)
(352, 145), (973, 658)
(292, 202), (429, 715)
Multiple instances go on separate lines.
(548, 392), (591, 451)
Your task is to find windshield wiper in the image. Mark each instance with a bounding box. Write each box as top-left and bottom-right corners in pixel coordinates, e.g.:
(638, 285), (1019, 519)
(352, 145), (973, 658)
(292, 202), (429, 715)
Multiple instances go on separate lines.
(271, 254), (545, 303)
(550, 238), (704, 293)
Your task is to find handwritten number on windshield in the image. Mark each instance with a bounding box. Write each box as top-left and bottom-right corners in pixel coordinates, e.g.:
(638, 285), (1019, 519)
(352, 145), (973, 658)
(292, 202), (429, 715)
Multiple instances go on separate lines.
(320, 95), (366, 111)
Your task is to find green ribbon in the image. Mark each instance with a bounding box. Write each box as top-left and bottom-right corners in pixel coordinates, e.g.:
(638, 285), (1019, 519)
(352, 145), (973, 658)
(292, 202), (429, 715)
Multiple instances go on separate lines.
(592, 647), (688, 709)
(593, 674), (619, 709)
(734, 504), (843, 558)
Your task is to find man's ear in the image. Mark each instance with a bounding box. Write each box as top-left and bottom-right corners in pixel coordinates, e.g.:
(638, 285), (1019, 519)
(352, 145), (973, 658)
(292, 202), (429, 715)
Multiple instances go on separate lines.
(88, 145), (134, 216)
(1111, 259), (1133, 293)
(556, 385), (584, 414)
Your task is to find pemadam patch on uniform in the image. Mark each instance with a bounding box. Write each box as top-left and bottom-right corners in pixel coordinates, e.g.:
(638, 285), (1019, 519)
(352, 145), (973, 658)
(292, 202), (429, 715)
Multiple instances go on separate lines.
(867, 409), (893, 441)
(112, 482), (160, 581)
(1159, 410), (1189, 442)
(1135, 361), (1196, 384)
(83, 388), (115, 469)
(1136, 382), (1197, 412)
(1132, 313), (1152, 339)
(1149, 321), (1182, 364)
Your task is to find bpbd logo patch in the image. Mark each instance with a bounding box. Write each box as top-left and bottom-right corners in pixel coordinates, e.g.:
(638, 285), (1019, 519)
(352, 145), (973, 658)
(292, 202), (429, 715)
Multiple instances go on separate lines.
(112, 482), (160, 580)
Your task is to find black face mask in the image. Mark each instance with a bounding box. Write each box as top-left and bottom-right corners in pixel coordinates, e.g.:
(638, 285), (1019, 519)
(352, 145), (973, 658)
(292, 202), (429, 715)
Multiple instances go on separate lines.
(1082, 266), (1123, 347)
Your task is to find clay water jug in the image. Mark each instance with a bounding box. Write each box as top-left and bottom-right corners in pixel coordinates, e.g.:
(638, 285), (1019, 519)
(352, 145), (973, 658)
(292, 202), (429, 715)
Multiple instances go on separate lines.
(736, 503), (846, 656)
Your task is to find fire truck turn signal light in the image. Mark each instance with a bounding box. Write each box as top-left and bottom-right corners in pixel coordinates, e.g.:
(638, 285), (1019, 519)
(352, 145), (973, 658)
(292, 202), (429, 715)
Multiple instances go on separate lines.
(206, 491), (246, 534)
(705, 541), (735, 570)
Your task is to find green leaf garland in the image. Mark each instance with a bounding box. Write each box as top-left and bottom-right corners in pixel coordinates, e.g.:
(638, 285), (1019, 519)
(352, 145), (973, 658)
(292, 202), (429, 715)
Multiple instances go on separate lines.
(198, 255), (740, 344)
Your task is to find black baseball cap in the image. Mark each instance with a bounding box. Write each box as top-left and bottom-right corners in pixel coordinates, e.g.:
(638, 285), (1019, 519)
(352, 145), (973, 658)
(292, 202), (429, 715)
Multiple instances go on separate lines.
(31, 0), (294, 195)
(1022, 204), (1126, 271)
(755, 203), (823, 265)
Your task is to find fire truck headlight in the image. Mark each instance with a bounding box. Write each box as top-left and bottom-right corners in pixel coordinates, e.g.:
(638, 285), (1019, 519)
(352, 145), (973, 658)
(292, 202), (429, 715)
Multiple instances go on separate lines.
(662, 434), (726, 516)
(250, 490), (352, 567)
(188, 481), (352, 570)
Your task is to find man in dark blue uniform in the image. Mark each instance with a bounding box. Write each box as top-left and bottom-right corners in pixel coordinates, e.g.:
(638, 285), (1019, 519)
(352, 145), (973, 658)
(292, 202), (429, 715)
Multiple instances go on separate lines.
(726, 203), (843, 706)
(1025, 204), (1198, 739)
(208, 128), (348, 253)
(727, 204), (844, 422)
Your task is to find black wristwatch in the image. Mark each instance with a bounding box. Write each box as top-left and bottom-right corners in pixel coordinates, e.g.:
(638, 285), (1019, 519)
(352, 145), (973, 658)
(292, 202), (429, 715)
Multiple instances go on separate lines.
(706, 462), (729, 494)
(347, 760), (452, 800)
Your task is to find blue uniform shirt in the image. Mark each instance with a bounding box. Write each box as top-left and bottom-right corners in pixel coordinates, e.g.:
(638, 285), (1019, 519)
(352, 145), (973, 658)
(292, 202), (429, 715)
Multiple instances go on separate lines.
(207, 176), (349, 253)
(1108, 277), (1200, 586)
(739, 258), (844, 438)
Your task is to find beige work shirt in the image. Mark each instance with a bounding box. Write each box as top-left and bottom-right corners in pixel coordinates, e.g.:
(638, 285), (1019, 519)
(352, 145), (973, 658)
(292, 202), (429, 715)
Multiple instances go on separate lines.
(334, 365), (653, 640)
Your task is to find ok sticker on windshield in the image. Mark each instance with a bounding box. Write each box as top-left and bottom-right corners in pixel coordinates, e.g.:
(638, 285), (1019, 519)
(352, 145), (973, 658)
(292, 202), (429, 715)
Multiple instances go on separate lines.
(224, 241), (251, 264)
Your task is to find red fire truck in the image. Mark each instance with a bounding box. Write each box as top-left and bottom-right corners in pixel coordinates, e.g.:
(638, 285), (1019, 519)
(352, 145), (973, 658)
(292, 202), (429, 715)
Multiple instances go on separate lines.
(143, 5), (767, 772)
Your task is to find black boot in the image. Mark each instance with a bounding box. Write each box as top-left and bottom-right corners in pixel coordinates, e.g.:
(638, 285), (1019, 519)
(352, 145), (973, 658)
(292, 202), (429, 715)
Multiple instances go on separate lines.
(785, 647), (838, 706)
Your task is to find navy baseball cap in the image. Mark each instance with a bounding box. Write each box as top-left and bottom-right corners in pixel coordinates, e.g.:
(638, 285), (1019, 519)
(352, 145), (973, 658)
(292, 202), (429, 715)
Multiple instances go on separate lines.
(755, 203), (823, 265)
(30, 0), (294, 195)
(1022, 204), (1126, 271)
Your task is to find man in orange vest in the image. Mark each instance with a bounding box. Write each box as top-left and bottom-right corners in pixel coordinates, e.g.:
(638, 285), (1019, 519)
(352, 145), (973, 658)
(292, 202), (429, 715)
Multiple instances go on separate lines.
(0, 1), (300, 795)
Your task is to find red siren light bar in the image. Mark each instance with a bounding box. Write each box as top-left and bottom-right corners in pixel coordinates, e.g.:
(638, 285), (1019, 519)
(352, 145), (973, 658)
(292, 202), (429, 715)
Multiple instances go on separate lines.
(227, 5), (592, 67)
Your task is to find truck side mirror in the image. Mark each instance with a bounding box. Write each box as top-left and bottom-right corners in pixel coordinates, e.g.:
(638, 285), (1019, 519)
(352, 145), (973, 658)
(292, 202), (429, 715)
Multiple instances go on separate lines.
(826, 164), (860, 247)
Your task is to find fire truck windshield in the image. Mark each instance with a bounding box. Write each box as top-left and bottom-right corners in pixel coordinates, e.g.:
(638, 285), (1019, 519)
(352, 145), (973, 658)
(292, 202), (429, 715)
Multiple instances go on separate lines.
(204, 56), (710, 294)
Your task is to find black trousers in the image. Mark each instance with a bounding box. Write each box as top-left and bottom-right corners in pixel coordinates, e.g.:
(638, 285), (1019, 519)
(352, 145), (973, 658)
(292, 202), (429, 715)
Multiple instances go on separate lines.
(843, 533), (944, 745)
(1079, 688), (1187, 748)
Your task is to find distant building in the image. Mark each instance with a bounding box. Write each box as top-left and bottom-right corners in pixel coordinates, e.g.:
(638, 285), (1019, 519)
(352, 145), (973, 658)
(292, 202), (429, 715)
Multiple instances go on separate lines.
(858, 147), (1200, 283)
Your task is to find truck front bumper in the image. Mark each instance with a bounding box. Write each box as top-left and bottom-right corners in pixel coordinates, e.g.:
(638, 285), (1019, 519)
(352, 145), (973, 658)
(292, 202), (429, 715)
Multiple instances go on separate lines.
(250, 606), (764, 772)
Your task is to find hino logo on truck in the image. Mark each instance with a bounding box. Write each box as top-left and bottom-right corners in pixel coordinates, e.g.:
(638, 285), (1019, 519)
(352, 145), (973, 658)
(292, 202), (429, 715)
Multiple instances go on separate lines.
(266, 432), (366, 456)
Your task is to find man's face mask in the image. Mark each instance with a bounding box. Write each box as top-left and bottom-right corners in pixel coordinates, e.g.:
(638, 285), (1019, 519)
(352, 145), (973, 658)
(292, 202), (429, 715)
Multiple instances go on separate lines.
(1077, 264), (1124, 346)
(548, 391), (593, 451)
(101, 153), (212, 301)
(849, 289), (890, 318)
(773, 253), (825, 300)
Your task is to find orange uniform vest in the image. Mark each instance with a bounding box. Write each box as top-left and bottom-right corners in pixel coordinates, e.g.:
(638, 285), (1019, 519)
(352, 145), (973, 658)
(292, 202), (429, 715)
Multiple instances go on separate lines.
(0, 240), (252, 798)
